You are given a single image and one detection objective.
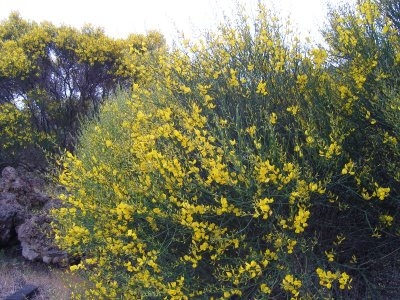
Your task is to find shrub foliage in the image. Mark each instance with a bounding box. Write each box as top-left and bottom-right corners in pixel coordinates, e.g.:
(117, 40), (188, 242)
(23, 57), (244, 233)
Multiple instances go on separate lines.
(52, 1), (399, 299)
(0, 102), (55, 168)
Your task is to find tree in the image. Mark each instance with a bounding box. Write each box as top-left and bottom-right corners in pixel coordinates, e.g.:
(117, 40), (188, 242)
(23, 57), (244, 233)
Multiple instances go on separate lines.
(378, 0), (400, 31)
(0, 13), (166, 165)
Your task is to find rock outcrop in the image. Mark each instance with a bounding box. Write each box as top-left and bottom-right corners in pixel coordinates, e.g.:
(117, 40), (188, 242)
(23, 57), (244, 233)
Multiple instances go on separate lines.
(0, 166), (68, 266)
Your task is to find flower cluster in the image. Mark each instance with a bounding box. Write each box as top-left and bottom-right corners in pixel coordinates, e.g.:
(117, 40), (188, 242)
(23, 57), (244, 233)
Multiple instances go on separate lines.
(316, 268), (352, 290)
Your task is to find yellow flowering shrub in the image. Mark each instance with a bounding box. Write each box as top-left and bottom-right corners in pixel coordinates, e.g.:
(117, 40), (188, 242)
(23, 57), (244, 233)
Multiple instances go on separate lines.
(0, 103), (35, 150)
(52, 1), (399, 298)
(0, 103), (54, 166)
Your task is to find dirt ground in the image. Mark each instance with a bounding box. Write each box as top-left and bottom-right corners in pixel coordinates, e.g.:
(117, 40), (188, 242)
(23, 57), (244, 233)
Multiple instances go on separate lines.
(0, 245), (82, 300)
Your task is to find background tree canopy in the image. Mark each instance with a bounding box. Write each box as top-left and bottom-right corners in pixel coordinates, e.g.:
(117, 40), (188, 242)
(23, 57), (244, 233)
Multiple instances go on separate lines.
(0, 13), (165, 167)
(378, 0), (400, 31)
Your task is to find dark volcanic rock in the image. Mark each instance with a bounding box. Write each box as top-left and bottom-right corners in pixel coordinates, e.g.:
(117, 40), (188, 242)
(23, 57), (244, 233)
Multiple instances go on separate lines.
(2, 166), (18, 181)
(0, 166), (68, 266)
(0, 205), (19, 246)
(0, 192), (24, 246)
(17, 214), (68, 265)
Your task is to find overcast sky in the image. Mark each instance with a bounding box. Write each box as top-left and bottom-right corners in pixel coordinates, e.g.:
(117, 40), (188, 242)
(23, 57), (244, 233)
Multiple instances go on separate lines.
(0, 0), (355, 44)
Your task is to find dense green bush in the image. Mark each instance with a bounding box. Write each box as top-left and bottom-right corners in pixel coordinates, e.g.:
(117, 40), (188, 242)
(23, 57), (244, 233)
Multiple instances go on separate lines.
(52, 1), (399, 298)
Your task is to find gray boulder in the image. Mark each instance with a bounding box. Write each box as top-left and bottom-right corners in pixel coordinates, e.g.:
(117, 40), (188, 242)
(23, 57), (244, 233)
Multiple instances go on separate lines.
(0, 199), (22, 246)
(0, 181), (25, 246)
(0, 166), (68, 266)
(17, 213), (68, 265)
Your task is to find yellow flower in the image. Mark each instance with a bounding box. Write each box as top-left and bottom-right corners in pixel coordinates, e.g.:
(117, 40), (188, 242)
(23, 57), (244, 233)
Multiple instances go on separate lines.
(310, 48), (327, 66)
(379, 214), (394, 227)
(70, 262), (85, 271)
(293, 208), (310, 233)
(256, 80), (268, 95)
(338, 272), (352, 290)
(246, 125), (257, 137)
(296, 74), (308, 89)
(282, 274), (302, 296)
(316, 268), (337, 289)
(253, 197), (274, 219)
(286, 105), (299, 116)
(260, 283), (271, 294)
(375, 186), (390, 200)
(270, 112), (277, 125)
(228, 68), (240, 87)
(341, 160), (355, 175)
(383, 132), (397, 145)
(325, 249), (335, 262)
(287, 239), (297, 254)
(179, 85), (191, 94)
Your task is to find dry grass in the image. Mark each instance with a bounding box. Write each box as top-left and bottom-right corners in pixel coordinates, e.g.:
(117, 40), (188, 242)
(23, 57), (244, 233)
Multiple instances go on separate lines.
(0, 246), (85, 300)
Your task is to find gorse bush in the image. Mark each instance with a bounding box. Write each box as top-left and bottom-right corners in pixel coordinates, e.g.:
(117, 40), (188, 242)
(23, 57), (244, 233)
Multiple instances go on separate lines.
(0, 103), (37, 150)
(52, 1), (400, 298)
(0, 103), (55, 168)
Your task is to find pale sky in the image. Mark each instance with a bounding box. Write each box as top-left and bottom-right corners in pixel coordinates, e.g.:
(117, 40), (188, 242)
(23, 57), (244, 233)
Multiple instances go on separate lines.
(0, 0), (355, 44)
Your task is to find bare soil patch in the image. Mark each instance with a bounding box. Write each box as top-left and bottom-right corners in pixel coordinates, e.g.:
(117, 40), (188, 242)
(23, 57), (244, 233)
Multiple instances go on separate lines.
(0, 246), (83, 300)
